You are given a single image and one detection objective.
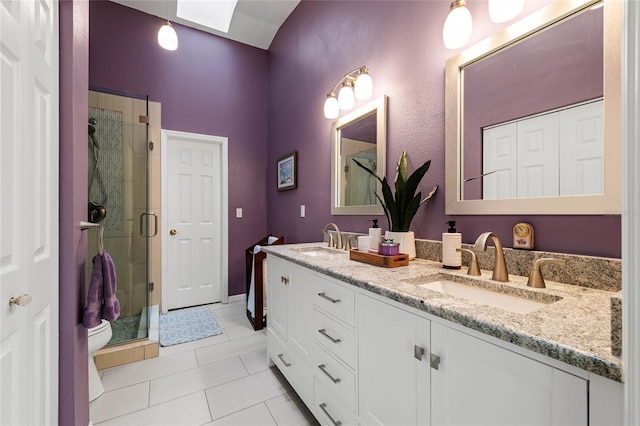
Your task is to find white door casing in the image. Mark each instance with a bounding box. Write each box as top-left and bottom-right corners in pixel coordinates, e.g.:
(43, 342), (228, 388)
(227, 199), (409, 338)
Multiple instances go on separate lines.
(0, 0), (59, 424)
(162, 130), (228, 311)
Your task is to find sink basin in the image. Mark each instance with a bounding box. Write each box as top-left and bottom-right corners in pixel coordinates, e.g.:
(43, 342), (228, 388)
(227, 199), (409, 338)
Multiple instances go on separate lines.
(404, 274), (561, 315)
(292, 246), (344, 258)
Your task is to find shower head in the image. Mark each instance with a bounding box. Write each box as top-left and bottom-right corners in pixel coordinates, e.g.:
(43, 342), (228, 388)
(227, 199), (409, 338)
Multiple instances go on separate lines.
(88, 118), (96, 136)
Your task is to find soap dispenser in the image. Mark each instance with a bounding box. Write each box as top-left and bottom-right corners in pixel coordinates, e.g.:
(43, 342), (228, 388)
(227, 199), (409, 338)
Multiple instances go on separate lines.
(442, 220), (462, 269)
(368, 219), (382, 249)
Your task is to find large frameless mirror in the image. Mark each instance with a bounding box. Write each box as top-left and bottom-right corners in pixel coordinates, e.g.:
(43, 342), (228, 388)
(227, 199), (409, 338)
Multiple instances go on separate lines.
(331, 95), (387, 215)
(445, 0), (621, 215)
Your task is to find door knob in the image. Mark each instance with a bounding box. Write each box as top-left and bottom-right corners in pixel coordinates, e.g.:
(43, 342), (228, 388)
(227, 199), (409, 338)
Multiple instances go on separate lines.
(169, 229), (177, 235)
(9, 294), (32, 306)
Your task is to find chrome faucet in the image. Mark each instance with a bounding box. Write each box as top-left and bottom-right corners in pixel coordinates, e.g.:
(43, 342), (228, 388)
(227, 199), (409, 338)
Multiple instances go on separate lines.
(527, 258), (567, 288)
(322, 223), (343, 249)
(473, 232), (509, 282)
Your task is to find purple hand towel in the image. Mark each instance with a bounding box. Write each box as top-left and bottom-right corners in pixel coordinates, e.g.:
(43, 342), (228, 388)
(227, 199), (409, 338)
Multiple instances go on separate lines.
(82, 253), (104, 329)
(101, 250), (120, 321)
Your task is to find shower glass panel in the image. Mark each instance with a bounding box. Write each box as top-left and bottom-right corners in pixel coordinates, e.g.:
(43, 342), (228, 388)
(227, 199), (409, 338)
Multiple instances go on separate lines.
(88, 90), (150, 346)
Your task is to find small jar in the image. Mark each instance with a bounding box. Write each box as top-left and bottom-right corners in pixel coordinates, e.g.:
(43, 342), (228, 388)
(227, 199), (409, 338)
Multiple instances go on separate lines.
(378, 239), (400, 255)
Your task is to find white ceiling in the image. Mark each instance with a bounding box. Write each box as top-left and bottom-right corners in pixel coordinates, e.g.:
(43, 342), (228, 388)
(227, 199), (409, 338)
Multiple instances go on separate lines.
(111, 0), (300, 50)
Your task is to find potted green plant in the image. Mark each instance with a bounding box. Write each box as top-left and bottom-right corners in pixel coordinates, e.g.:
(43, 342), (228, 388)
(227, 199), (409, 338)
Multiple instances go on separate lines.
(354, 150), (437, 259)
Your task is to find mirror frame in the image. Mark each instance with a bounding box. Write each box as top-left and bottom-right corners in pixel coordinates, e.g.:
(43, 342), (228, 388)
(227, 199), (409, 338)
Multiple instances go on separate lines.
(445, 0), (621, 215)
(331, 95), (388, 215)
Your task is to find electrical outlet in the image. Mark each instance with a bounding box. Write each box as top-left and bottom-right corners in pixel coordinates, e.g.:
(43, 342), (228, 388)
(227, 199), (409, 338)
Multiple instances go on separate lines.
(300, 205), (306, 218)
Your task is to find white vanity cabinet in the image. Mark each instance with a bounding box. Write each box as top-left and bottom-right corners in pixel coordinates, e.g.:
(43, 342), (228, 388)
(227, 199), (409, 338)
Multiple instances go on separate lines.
(430, 322), (587, 425)
(358, 294), (431, 426)
(266, 257), (314, 405)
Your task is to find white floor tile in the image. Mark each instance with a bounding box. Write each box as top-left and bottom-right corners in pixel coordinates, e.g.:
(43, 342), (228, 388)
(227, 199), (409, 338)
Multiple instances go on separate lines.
(150, 356), (248, 405)
(159, 330), (230, 357)
(196, 333), (266, 366)
(224, 323), (257, 340)
(215, 312), (252, 328)
(212, 303), (246, 319)
(206, 368), (291, 420)
(239, 349), (269, 375)
(97, 391), (212, 426)
(205, 403), (277, 426)
(101, 350), (198, 391)
(90, 382), (150, 424)
(265, 392), (317, 426)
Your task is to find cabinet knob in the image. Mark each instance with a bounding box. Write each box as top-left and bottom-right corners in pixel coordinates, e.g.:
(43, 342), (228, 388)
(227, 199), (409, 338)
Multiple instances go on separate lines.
(9, 294), (32, 307)
(280, 276), (289, 285)
(430, 353), (441, 370)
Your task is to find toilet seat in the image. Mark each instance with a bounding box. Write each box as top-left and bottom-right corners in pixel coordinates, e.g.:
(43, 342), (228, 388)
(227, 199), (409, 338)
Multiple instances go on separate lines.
(88, 319), (110, 337)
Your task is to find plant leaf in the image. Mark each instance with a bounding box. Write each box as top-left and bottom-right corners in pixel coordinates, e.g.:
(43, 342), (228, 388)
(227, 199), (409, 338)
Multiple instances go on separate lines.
(419, 185), (438, 206)
(401, 193), (422, 232)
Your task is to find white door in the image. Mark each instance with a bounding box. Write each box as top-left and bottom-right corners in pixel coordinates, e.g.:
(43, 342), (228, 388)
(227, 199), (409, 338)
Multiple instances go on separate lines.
(516, 113), (560, 198)
(482, 122), (517, 199)
(1, 0), (59, 424)
(162, 130), (228, 310)
(559, 99), (604, 196)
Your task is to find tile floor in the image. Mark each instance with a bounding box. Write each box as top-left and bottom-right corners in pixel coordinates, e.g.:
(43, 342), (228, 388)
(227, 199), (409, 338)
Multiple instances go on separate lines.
(90, 298), (318, 425)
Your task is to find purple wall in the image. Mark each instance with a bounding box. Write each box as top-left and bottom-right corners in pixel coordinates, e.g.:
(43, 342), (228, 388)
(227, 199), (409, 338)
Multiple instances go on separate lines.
(89, 1), (269, 295)
(267, 0), (621, 258)
(59, 1), (90, 424)
(464, 7), (604, 199)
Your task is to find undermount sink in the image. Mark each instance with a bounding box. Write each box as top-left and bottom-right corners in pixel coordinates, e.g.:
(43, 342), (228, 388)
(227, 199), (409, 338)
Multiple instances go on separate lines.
(404, 274), (561, 315)
(292, 246), (344, 258)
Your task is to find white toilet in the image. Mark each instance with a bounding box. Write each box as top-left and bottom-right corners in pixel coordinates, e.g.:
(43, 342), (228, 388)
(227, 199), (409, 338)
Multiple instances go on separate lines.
(88, 319), (112, 401)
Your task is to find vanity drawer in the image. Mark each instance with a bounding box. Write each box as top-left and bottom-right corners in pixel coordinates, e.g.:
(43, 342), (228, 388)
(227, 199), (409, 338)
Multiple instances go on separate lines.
(267, 330), (313, 404)
(313, 308), (356, 368)
(313, 343), (356, 412)
(314, 378), (357, 426)
(313, 276), (355, 327)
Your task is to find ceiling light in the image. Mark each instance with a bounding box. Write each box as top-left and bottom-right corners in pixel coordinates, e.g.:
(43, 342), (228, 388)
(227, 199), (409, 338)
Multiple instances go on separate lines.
(158, 21), (178, 50)
(488, 0), (525, 23)
(443, 0), (473, 50)
(323, 67), (374, 119)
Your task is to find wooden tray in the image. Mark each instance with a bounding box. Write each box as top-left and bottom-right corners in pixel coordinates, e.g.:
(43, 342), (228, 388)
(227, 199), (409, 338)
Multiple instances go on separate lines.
(349, 249), (409, 268)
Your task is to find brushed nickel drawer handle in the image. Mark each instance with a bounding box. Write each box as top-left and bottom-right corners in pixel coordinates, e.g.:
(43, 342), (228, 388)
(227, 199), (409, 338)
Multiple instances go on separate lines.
(319, 402), (342, 426)
(277, 353), (292, 367)
(430, 353), (441, 370)
(318, 364), (341, 384)
(318, 292), (341, 303)
(318, 328), (341, 344)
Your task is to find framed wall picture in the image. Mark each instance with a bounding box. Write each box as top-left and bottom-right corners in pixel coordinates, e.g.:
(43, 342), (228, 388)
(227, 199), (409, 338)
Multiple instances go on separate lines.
(277, 151), (297, 191)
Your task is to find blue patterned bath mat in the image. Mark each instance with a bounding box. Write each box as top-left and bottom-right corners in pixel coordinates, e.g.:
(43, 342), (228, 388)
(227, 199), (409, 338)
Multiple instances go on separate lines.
(159, 305), (222, 347)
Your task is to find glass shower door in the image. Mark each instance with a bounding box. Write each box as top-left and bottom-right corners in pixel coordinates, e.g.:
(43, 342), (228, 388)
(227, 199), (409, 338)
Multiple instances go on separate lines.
(88, 90), (151, 346)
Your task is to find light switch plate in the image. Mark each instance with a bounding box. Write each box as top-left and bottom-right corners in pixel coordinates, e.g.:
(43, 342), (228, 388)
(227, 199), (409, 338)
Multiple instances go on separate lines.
(236, 208), (243, 218)
(300, 205), (306, 218)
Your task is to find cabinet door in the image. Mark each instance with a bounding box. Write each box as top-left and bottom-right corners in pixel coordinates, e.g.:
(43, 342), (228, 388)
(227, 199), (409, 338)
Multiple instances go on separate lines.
(431, 323), (587, 426)
(358, 294), (431, 426)
(267, 257), (289, 341)
(288, 265), (314, 364)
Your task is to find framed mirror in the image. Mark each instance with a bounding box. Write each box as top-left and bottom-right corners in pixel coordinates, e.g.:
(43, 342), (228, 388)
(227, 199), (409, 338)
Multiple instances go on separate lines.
(445, 0), (621, 215)
(331, 95), (387, 215)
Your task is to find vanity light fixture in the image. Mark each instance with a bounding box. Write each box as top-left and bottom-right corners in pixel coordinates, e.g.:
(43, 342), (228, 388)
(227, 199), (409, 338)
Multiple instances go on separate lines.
(443, 0), (473, 50)
(158, 1), (178, 51)
(488, 0), (525, 23)
(323, 66), (373, 119)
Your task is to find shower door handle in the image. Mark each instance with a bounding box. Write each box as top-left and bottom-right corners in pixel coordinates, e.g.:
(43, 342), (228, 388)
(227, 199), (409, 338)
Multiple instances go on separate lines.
(140, 212), (158, 237)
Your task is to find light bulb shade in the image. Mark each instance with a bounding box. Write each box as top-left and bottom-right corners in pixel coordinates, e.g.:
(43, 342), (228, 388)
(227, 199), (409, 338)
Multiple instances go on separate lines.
(354, 72), (373, 100)
(158, 22), (178, 50)
(443, 1), (473, 50)
(338, 84), (355, 110)
(488, 0), (525, 23)
(324, 95), (339, 119)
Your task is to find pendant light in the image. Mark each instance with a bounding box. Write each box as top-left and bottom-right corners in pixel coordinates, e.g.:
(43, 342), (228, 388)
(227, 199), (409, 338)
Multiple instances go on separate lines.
(443, 0), (473, 50)
(158, 1), (178, 51)
(488, 0), (525, 23)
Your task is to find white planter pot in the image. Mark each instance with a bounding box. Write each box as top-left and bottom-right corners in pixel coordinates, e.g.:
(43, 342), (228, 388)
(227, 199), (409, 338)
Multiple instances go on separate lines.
(385, 231), (416, 260)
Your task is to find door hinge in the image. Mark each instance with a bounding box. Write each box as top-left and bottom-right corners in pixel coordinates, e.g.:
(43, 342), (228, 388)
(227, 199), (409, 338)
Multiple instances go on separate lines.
(139, 115), (150, 124)
(148, 282), (154, 292)
(149, 141), (154, 150)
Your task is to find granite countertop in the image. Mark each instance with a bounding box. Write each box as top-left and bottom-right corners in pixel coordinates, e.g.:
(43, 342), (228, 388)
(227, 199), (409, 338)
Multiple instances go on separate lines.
(263, 242), (623, 383)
